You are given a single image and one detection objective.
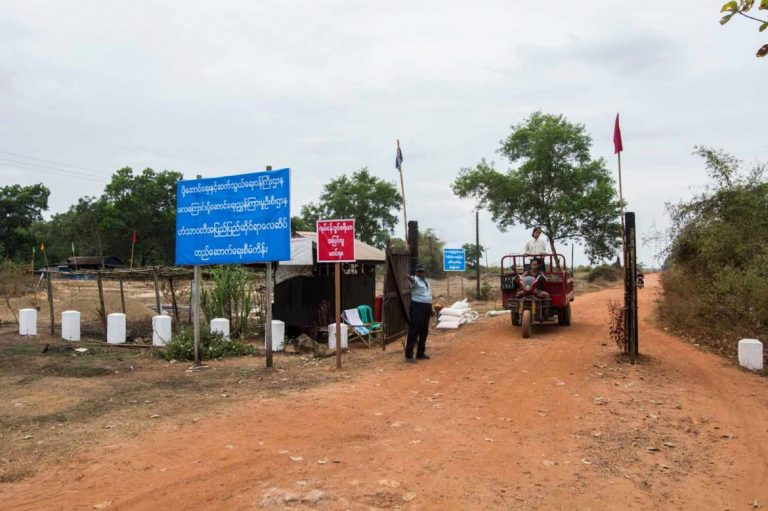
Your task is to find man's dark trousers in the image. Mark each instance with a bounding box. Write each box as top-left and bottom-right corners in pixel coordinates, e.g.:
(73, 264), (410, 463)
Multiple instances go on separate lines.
(405, 301), (432, 359)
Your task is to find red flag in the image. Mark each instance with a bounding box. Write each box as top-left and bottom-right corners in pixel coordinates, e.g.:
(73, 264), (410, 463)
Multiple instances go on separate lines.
(132, 230), (137, 244)
(613, 113), (623, 154)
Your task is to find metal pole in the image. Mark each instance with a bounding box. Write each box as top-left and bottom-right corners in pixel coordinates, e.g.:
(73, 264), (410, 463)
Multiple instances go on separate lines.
(618, 151), (626, 261)
(335, 262), (342, 369)
(475, 210), (480, 298)
(397, 140), (408, 242)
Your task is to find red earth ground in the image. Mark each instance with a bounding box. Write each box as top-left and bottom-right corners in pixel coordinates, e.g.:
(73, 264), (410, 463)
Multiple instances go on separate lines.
(2, 274), (767, 510)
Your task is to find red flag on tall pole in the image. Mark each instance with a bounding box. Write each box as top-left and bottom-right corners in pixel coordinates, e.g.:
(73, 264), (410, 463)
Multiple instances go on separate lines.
(132, 230), (137, 244)
(613, 113), (623, 154)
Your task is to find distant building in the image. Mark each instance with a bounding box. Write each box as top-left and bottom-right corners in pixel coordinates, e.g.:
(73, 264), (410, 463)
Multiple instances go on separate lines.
(63, 256), (124, 271)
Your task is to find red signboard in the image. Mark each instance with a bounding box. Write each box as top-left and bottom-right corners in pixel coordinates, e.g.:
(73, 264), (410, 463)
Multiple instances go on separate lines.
(316, 219), (356, 262)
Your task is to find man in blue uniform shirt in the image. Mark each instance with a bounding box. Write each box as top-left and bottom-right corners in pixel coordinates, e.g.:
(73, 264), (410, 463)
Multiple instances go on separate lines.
(404, 264), (434, 363)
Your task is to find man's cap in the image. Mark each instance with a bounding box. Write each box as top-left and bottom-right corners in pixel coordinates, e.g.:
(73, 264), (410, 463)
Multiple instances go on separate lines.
(415, 264), (426, 272)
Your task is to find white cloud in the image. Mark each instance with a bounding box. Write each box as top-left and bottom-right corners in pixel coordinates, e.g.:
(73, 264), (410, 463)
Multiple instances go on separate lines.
(1, 0), (766, 267)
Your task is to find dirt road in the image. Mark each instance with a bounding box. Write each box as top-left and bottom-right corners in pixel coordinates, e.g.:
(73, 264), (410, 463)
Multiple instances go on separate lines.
(3, 275), (767, 510)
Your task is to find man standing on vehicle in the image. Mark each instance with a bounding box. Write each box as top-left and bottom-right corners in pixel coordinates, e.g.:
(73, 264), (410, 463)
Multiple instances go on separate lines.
(523, 227), (548, 255)
(524, 227), (548, 271)
(404, 264), (433, 363)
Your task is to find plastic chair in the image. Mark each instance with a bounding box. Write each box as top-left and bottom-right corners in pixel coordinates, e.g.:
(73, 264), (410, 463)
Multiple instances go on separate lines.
(342, 307), (382, 348)
(357, 305), (382, 331)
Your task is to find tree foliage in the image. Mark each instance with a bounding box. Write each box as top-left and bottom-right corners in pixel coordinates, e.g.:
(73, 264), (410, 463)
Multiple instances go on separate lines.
(452, 112), (622, 263)
(418, 228), (445, 275)
(33, 167), (182, 266)
(661, 146), (768, 343)
(720, 0), (768, 58)
(461, 242), (486, 271)
(298, 168), (401, 248)
(0, 183), (49, 261)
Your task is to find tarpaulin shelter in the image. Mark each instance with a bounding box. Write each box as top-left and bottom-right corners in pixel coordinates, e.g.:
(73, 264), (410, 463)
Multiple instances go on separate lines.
(273, 231), (384, 339)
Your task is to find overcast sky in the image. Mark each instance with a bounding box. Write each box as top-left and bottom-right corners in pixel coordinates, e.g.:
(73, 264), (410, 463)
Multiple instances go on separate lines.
(1, 1), (766, 267)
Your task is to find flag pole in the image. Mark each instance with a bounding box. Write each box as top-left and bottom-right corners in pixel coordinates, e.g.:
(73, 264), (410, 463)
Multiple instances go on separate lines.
(41, 243), (49, 269)
(130, 231), (136, 269)
(397, 140), (408, 242)
(614, 113), (626, 262)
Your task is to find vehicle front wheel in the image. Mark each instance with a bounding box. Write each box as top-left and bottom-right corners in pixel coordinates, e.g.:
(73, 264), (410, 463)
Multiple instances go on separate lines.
(521, 310), (532, 338)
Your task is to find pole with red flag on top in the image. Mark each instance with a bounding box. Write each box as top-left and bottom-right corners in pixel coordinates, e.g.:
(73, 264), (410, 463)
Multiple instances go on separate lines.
(614, 113), (625, 237)
(130, 230), (137, 269)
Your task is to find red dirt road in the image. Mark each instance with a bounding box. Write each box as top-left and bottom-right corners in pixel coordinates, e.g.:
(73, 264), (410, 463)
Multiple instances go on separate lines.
(3, 275), (768, 510)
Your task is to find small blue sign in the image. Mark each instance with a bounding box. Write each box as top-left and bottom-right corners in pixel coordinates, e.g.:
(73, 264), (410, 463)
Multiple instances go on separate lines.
(443, 248), (466, 272)
(175, 168), (291, 265)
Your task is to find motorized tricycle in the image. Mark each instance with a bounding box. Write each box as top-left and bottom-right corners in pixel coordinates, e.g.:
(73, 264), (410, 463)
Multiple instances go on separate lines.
(500, 253), (575, 338)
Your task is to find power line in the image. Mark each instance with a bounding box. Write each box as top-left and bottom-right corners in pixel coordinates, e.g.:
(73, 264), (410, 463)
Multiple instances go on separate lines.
(0, 158), (107, 183)
(0, 150), (104, 174)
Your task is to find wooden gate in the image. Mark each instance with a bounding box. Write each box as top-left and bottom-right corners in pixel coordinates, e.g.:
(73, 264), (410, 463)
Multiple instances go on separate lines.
(382, 246), (411, 348)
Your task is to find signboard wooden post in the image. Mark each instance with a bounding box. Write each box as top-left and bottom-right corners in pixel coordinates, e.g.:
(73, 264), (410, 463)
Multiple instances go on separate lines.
(316, 219), (356, 369)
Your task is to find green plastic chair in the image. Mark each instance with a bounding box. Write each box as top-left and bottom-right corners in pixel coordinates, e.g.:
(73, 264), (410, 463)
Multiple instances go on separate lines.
(357, 305), (383, 347)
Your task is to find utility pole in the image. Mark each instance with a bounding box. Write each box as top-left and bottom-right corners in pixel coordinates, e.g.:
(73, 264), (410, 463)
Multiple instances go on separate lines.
(475, 210), (480, 297)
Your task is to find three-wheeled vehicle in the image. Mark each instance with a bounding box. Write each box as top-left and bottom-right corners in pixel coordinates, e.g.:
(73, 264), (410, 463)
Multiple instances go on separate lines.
(500, 253), (575, 338)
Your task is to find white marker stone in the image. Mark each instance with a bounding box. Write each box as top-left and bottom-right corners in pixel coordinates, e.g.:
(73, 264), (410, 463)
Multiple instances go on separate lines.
(62, 310), (81, 341)
(738, 338), (764, 371)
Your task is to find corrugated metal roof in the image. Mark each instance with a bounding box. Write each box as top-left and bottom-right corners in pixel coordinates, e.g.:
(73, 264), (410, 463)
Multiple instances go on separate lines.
(295, 231), (385, 262)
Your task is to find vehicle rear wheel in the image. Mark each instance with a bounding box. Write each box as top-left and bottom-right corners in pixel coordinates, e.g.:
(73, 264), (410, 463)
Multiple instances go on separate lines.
(512, 312), (521, 326)
(559, 304), (571, 326)
(521, 310), (532, 338)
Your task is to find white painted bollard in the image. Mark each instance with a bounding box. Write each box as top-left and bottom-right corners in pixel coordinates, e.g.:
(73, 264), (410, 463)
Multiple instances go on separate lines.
(327, 323), (348, 353)
(19, 308), (37, 336)
(268, 320), (285, 351)
(210, 318), (230, 340)
(107, 313), (126, 344)
(738, 338), (764, 371)
(152, 315), (172, 347)
(61, 311), (81, 341)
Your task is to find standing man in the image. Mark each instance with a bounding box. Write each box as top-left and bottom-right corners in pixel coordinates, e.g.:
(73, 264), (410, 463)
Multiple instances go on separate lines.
(523, 227), (548, 255)
(404, 264), (433, 363)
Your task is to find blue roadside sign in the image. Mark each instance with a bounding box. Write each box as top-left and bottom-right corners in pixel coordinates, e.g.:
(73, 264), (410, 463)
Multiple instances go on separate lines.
(443, 248), (466, 272)
(175, 168), (291, 265)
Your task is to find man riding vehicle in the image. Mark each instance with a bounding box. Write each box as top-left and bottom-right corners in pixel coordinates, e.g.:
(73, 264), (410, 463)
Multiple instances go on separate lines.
(516, 258), (550, 299)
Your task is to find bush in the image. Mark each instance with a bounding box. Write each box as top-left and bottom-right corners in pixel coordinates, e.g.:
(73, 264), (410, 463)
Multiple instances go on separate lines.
(587, 264), (622, 282)
(659, 147), (768, 353)
(466, 281), (494, 301)
(159, 326), (256, 361)
(200, 266), (255, 338)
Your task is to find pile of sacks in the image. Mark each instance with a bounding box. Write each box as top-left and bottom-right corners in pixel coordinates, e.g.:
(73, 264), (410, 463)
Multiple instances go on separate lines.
(436, 299), (480, 329)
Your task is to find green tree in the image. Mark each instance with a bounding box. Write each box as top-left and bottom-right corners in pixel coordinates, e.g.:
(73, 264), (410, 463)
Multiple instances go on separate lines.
(299, 168), (402, 248)
(101, 167), (182, 265)
(33, 197), (113, 264)
(461, 242), (486, 271)
(0, 183), (49, 260)
(719, 0), (768, 58)
(418, 228), (445, 275)
(662, 146), (768, 342)
(452, 112), (622, 264)
(32, 167), (182, 266)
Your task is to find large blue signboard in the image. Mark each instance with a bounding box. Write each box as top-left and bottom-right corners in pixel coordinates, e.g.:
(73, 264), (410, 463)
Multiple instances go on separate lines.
(175, 168), (291, 265)
(443, 248), (466, 272)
